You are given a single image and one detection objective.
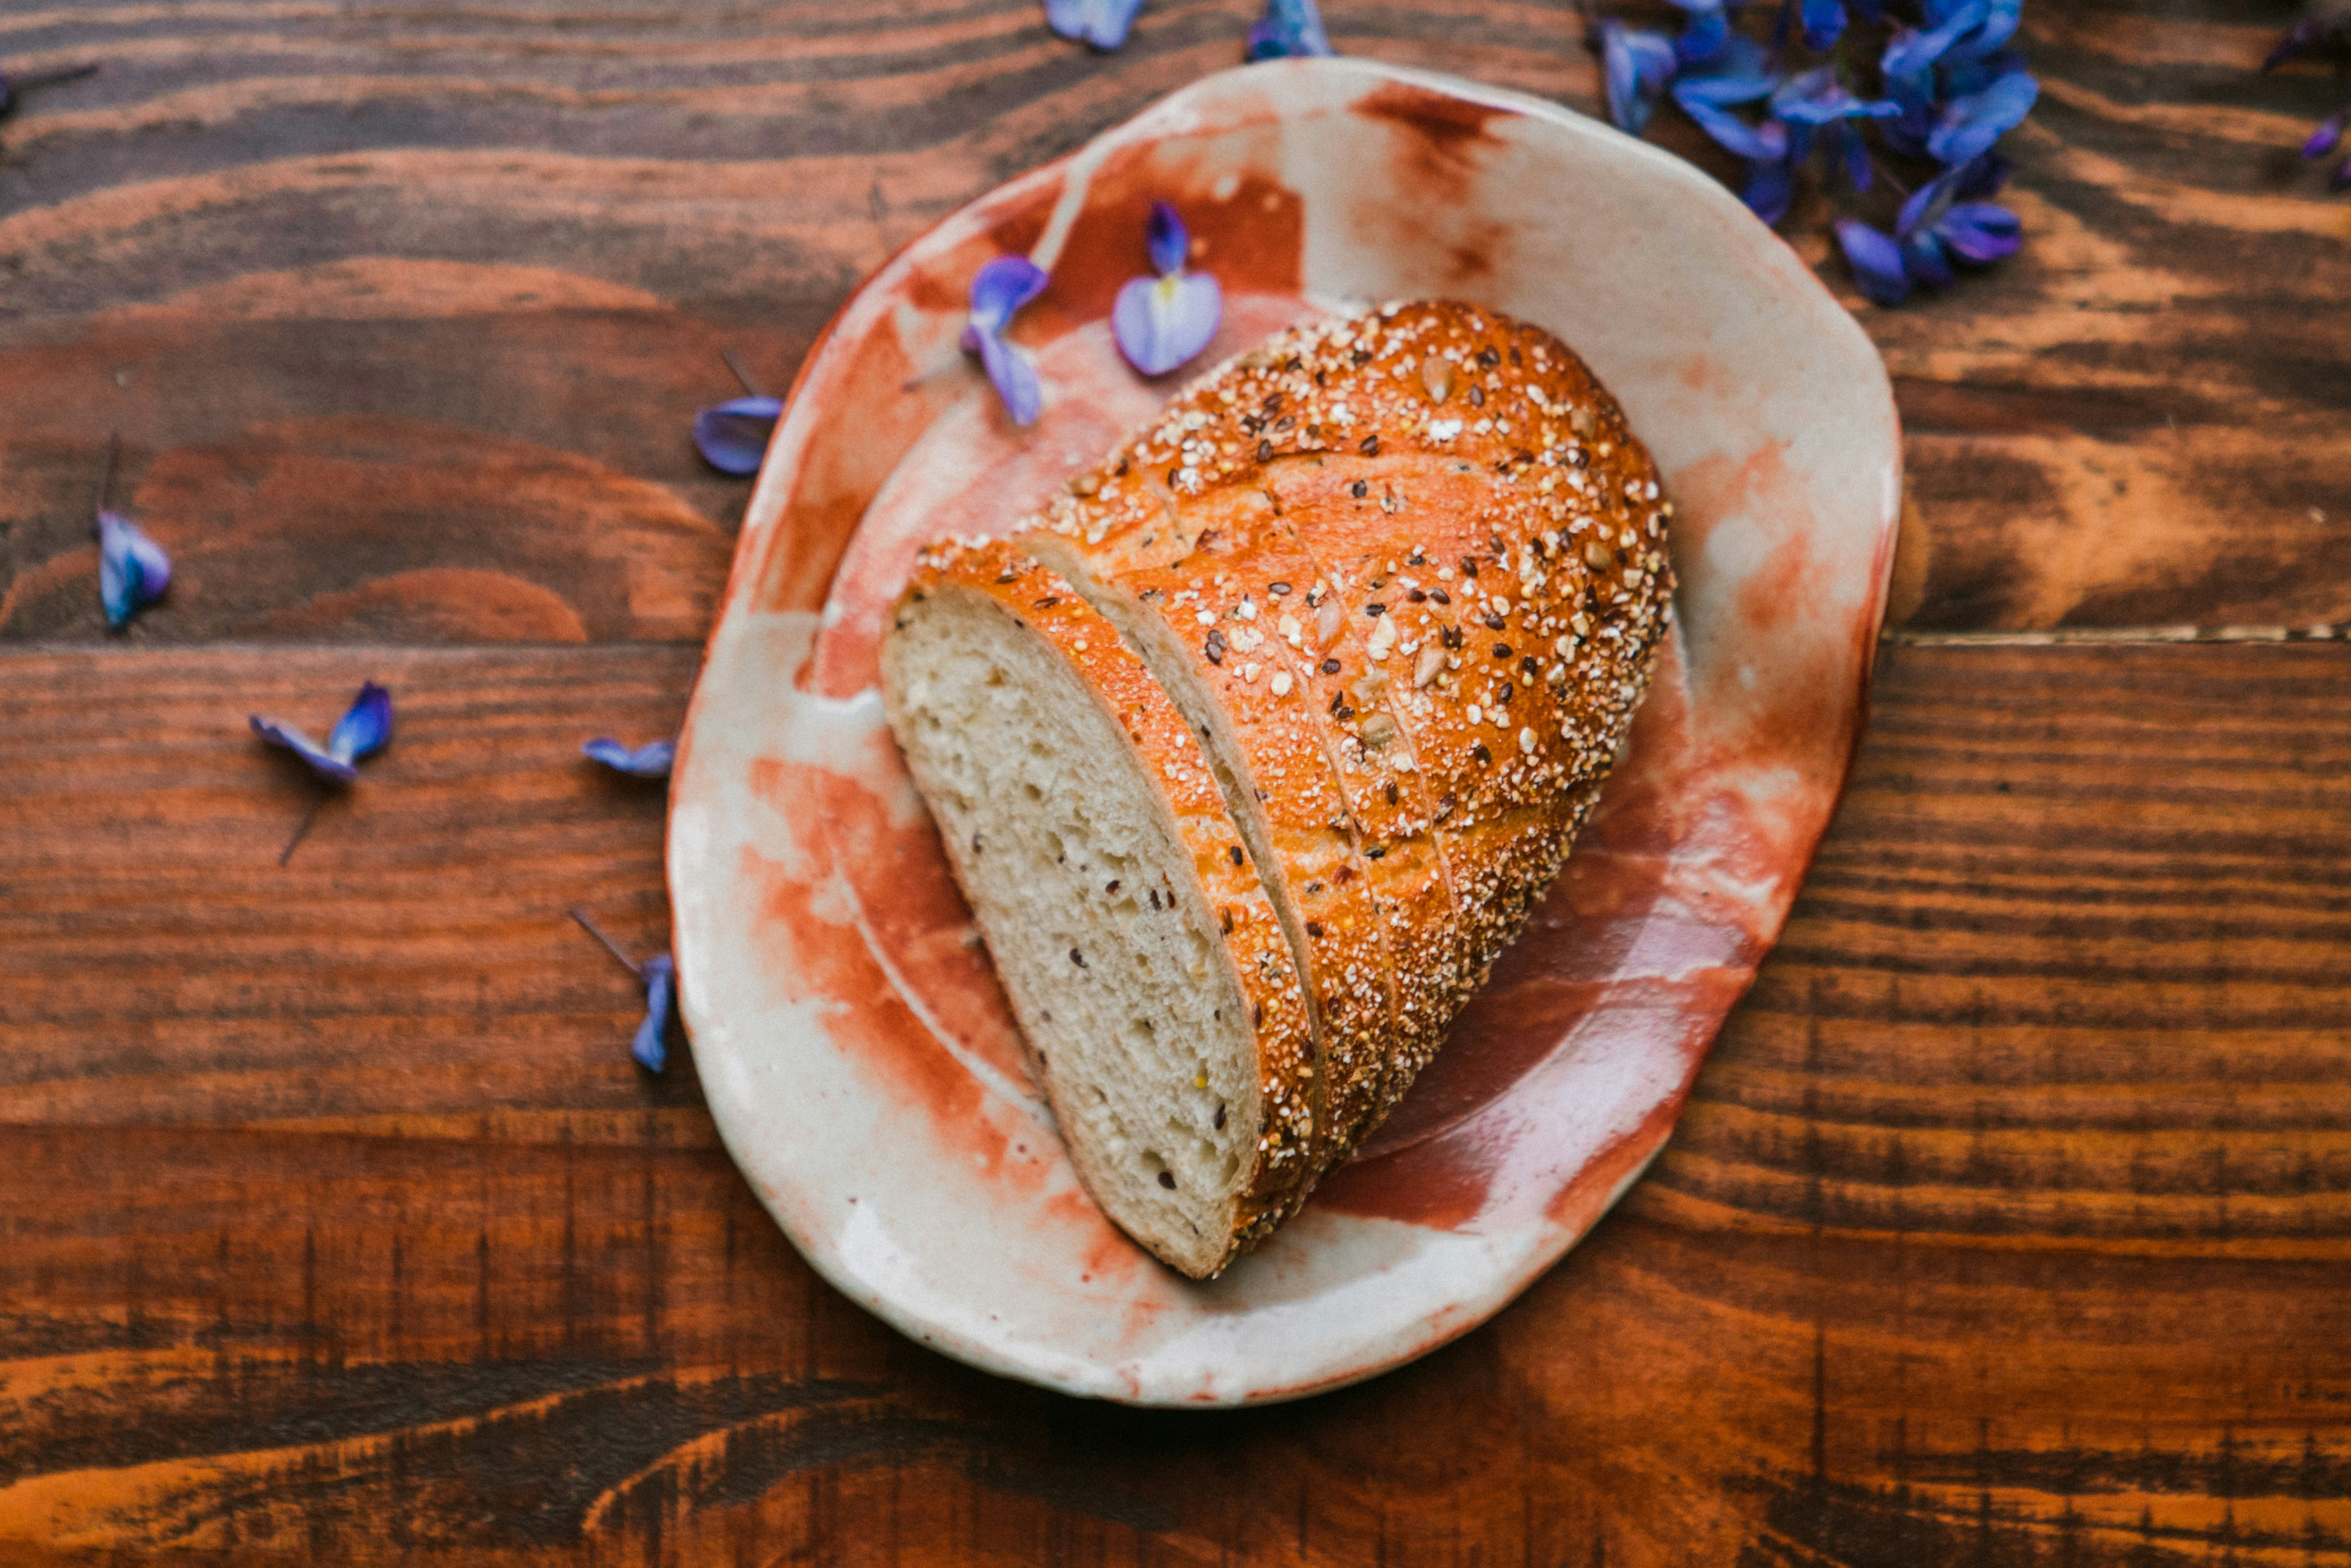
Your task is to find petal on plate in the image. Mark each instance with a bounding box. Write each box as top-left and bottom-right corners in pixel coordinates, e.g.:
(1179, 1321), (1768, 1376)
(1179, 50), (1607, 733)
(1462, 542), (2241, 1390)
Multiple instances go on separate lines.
(582, 737), (677, 778)
(327, 681), (395, 766)
(1835, 219), (1912, 305)
(1146, 200), (1190, 277)
(1045, 0), (1147, 50)
(97, 510), (171, 630)
(692, 395), (783, 476)
(1114, 270), (1223, 377)
(977, 329), (1043, 425)
(1246, 0), (1333, 59)
(250, 716), (359, 784)
(967, 255), (1050, 336)
(1938, 201), (2024, 262)
(633, 954), (677, 1073)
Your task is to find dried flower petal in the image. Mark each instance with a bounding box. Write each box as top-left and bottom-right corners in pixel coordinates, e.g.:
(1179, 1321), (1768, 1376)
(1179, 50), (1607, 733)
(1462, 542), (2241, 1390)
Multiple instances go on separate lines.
(583, 737), (676, 778)
(1045, 0), (1147, 50)
(97, 510), (170, 630)
(251, 680), (394, 785)
(1835, 219), (1911, 305)
(1114, 203), (1222, 376)
(633, 954), (677, 1072)
(2305, 110), (2347, 160)
(965, 256), (1049, 425)
(692, 395), (783, 476)
(1247, 0), (1332, 59)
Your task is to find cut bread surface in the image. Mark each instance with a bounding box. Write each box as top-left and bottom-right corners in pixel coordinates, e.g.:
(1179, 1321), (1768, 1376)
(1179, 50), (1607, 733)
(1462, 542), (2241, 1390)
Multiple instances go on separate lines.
(879, 300), (1676, 1276)
(880, 548), (1314, 1277)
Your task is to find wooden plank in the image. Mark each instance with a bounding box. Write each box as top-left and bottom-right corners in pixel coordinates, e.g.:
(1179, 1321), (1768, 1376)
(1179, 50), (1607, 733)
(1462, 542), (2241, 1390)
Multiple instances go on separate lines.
(1, 1), (2345, 644)
(3, 640), (2346, 1564)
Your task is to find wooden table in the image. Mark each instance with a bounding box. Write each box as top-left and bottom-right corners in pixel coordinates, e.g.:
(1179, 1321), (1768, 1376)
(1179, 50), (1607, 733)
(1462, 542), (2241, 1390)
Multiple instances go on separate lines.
(4, 3), (2346, 1563)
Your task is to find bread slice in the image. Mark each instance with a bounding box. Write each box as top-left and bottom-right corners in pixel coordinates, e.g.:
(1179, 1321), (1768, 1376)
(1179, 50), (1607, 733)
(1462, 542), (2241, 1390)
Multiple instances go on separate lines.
(881, 301), (1674, 1275)
(879, 540), (1317, 1277)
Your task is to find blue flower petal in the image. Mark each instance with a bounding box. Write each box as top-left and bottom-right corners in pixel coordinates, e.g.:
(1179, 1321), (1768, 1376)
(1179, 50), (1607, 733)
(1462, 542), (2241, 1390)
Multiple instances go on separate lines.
(1680, 96), (1786, 163)
(97, 510), (171, 630)
(250, 716), (359, 784)
(1940, 0), (2022, 65)
(1802, 0), (1847, 52)
(1672, 36), (1777, 105)
(1841, 120), (1873, 189)
(1938, 201), (2024, 262)
(1954, 151), (2012, 198)
(633, 954), (676, 1073)
(1882, 0), (1986, 77)
(1676, 7), (1730, 67)
(1772, 66), (1901, 126)
(977, 328), (1042, 425)
(1941, 46), (2027, 98)
(1246, 0), (1332, 59)
(1743, 157), (1796, 224)
(583, 737), (677, 778)
(1599, 20), (1679, 134)
(1835, 219), (1912, 305)
(1146, 200), (1190, 277)
(967, 255), (1049, 335)
(1114, 270), (1222, 377)
(1928, 69), (2037, 166)
(327, 681), (394, 766)
(1045, 0), (1146, 50)
(2306, 112), (2347, 161)
(692, 395), (783, 476)
(1901, 227), (1956, 289)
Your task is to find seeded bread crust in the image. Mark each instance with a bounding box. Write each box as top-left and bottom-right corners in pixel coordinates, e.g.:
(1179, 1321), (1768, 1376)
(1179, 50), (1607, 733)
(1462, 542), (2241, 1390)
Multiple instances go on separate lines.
(893, 540), (1320, 1262)
(1019, 300), (1675, 1165)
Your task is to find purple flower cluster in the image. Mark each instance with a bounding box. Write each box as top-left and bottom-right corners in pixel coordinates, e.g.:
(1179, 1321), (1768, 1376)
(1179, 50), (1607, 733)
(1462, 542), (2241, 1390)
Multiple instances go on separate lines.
(1044, 0), (1332, 58)
(2267, 5), (2351, 191)
(1596, 0), (2036, 304)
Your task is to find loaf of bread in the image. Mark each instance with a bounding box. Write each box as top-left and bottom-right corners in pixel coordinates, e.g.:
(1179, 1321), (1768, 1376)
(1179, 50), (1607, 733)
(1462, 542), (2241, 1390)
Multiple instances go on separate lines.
(880, 300), (1675, 1277)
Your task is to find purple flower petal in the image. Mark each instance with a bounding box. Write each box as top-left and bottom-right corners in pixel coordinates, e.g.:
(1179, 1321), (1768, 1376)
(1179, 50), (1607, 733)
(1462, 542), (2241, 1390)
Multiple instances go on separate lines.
(968, 255), (1049, 335)
(1901, 227), (1956, 290)
(1801, 0), (1847, 51)
(1146, 200), (1190, 277)
(1672, 37), (1777, 106)
(1929, 69), (2038, 166)
(1743, 157), (1797, 224)
(2266, 16), (2327, 72)
(633, 954), (676, 1073)
(97, 510), (170, 630)
(250, 717), (358, 784)
(327, 682), (395, 765)
(2306, 111), (2347, 161)
(1882, 0), (1987, 76)
(1940, 0), (2022, 66)
(977, 329), (1042, 425)
(1938, 201), (2024, 262)
(1045, 0), (1147, 50)
(1835, 219), (1912, 305)
(583, 737), (677, 778)
(1680, 97), (1786, 164)
(1772, 66), (1901, 126)
(1599, 20), (1679, 134)
(692, 395), (783, 476)
(1246, 0), (1333, 60)
(1676, 7), (1730, 67)
(2333, 156), (2351, 191)
(1114, 270), (1222, 377)
(1840, 120), (1873, 190)
(1954, 151), (2012, 198)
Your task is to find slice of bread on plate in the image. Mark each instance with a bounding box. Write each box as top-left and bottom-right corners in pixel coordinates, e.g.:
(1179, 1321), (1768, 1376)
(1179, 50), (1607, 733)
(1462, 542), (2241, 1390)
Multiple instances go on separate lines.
(881, 300), (1675, 1277)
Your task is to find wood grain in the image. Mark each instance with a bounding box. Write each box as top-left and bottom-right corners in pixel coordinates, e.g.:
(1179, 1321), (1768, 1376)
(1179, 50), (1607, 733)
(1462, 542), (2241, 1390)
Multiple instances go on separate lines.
(4, 640), (2346, 1565)
(0, 0), (2345, 642)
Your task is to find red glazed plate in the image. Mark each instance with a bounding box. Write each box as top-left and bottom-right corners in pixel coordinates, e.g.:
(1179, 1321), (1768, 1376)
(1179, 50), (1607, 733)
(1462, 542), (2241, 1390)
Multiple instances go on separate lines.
(668, 57), (1901, 1406)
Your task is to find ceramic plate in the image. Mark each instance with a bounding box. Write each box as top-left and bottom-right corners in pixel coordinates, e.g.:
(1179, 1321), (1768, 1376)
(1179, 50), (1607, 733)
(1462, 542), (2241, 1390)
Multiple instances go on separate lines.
(668, 57), (1900, 1406)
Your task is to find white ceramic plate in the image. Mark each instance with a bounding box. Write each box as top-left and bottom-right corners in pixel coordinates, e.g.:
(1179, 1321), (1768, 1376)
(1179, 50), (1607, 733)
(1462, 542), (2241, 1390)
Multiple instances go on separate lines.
(668, 57), (1900, 1406)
